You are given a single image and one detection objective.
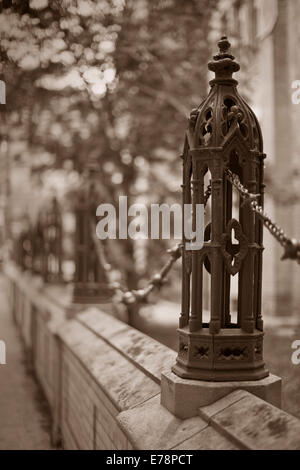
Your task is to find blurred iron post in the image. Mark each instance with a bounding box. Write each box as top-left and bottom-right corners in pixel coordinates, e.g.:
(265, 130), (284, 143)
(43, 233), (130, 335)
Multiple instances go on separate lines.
(16, 228), (31, 271)
(172, 37), (268, 381)
(17, 231), (27, 270)
(31, 215), (45, 276)
(72, 160), (112, 304)
(42, 196), (63, 283)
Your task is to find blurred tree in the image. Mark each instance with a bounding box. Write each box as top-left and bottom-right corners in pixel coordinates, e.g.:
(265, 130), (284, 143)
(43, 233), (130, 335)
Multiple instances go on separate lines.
(0, 0), (217, 290)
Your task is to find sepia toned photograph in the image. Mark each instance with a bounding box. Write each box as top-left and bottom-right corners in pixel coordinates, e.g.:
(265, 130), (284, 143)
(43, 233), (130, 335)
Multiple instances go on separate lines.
(0, 0), (300, 455)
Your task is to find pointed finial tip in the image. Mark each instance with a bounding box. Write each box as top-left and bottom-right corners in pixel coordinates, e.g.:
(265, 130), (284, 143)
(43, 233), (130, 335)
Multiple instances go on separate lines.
(208, 36), (240, 80)
(218, 36), (231, 54)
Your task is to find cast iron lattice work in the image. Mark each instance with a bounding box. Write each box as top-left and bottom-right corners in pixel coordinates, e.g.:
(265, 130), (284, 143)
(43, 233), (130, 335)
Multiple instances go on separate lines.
(172, 37), (269, 381)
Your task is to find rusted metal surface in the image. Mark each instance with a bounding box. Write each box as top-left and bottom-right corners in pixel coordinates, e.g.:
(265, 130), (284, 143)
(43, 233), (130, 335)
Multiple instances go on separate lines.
(172, 37), (269, 381)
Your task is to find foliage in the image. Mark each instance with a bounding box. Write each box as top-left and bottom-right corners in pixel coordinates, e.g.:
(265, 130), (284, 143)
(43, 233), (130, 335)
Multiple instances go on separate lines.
(0, 0), (217, 287)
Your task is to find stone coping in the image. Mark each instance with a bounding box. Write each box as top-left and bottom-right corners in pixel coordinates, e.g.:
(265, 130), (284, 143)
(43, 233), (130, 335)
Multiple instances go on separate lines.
(5, 261), (300, 450)
(76, 309), (177, 385)
(198, 389), (300, 450)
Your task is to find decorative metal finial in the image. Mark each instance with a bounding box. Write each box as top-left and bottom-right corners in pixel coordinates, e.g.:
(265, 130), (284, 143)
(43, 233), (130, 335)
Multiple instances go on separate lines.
(208, 36), (240, 81)
(217, 36), (232, 56)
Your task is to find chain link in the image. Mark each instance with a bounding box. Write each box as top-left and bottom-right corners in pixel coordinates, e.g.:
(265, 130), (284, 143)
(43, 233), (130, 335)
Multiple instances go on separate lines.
(225, 168), (300, 264)
(120, 181), (212, 305)
(204, 181), (212, 206)
(92, 169), (299, 314)
(92, 182), (212, 308)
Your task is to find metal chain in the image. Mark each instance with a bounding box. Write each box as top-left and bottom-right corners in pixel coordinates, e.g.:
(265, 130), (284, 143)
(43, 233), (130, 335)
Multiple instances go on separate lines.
(91, 216), (182, 307)
(225, 168), (300, 264)
(121, 243), (182, 306)
(92, 182), (212, 307)
(204, 181), (212, 206)
(92, 167), (299, 312)
(121, 181), (212, 306)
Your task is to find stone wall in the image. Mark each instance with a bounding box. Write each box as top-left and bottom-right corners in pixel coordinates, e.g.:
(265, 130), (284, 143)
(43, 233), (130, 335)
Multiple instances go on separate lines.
(5, 261), (300, 450)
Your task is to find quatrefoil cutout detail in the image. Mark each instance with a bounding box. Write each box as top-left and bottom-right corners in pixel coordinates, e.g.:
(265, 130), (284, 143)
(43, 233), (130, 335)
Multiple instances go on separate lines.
(221, 219), (248, 275)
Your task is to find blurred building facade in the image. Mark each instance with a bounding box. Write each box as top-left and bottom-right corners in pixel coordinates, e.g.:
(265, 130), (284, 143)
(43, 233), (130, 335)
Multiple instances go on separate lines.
(211, 0), (300, 316)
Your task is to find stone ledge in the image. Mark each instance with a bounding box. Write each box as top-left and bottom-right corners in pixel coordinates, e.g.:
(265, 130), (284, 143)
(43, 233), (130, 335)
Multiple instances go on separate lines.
(161, 369), (281, 419)
(198, 389), (249, 420)
(5, 262), (300, 450)
(77, 309), (177, 385)
(118, 388), (300, 450)
(117, 394), (237, 450)
(199, 390), (300, 450)
(57, 319), (161, 412)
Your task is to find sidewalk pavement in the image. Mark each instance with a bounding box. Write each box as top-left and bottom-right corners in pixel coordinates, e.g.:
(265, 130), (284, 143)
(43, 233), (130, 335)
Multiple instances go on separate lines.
(0, 275), (53, 450)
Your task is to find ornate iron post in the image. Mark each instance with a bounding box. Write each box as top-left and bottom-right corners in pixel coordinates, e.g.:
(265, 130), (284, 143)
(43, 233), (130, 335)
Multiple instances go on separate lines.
(72, 162), (112, 304)
(16, 231), (27, 270)
(42, 197), (63, 283)
(172, 37), (268, 381)
(31, 216), (45, 276)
